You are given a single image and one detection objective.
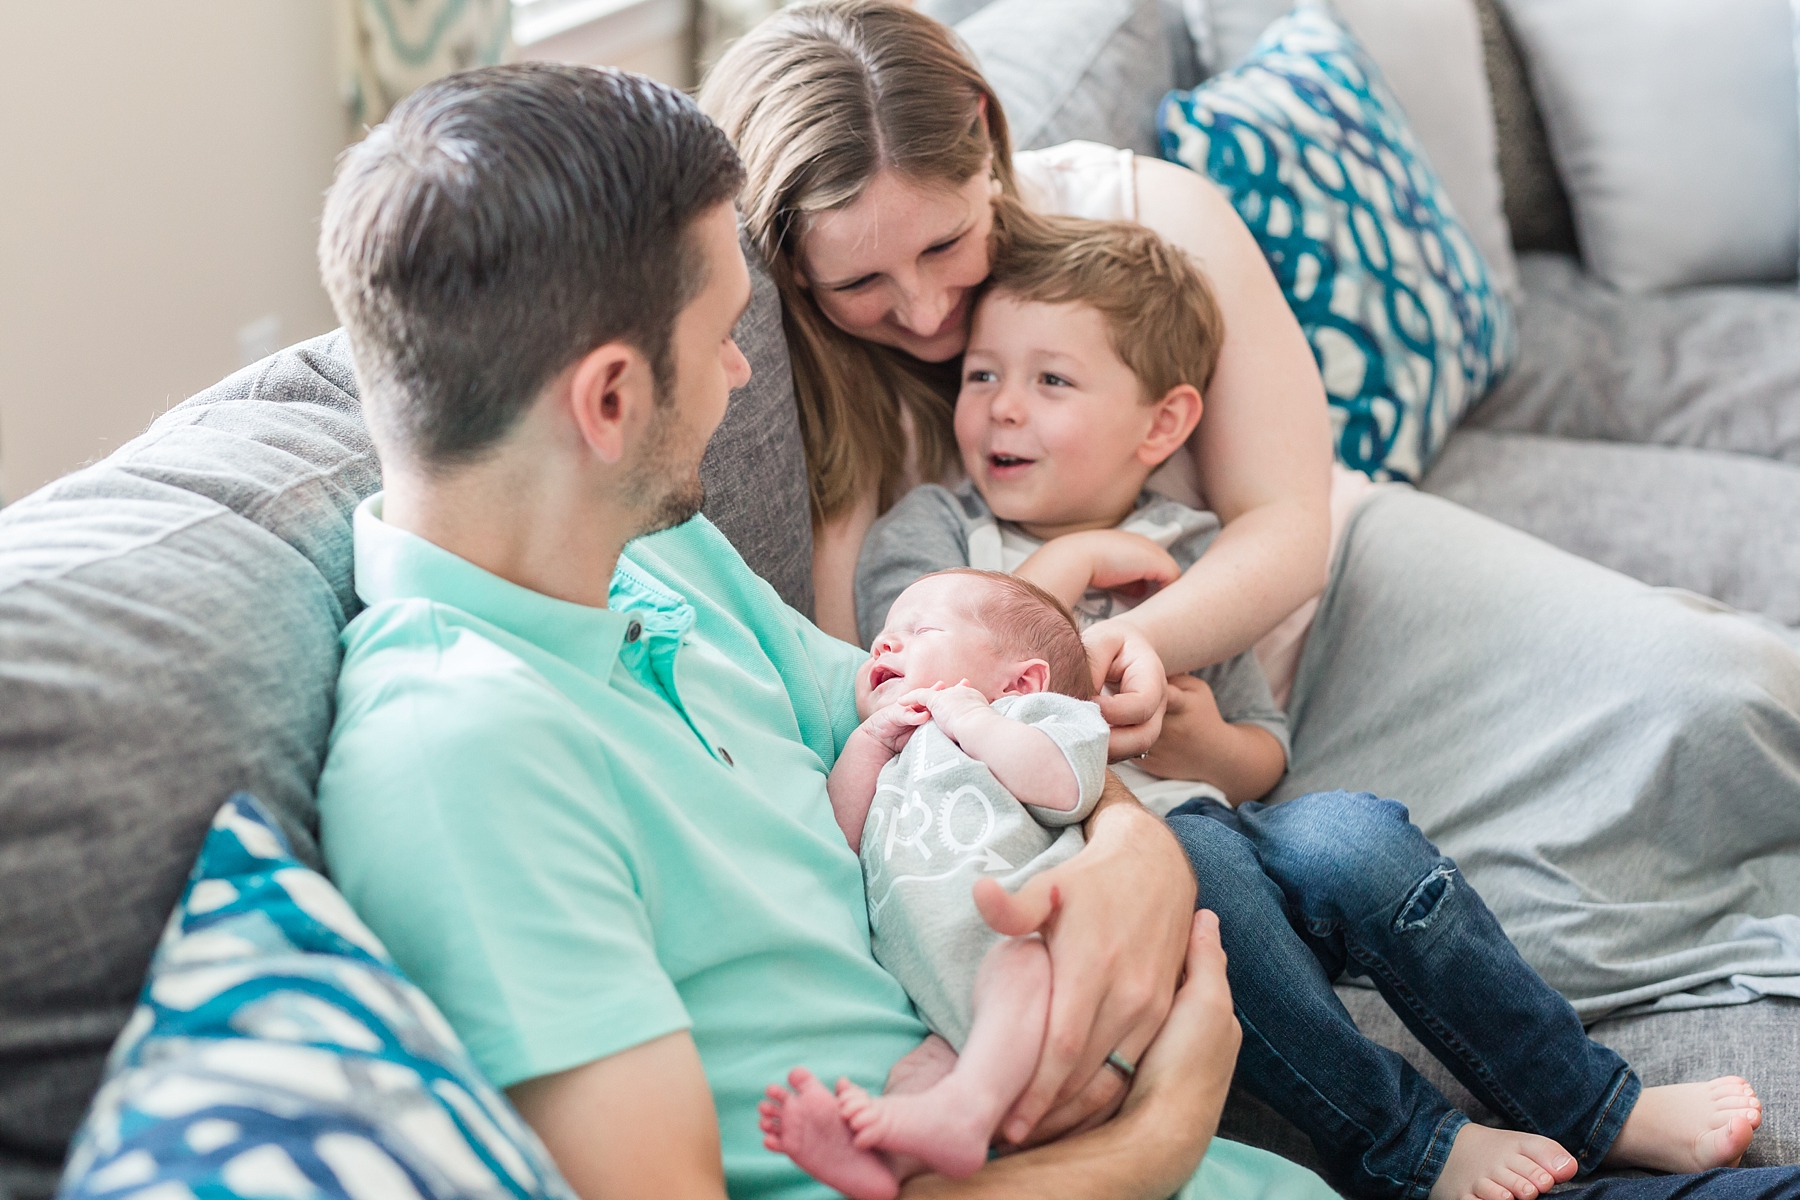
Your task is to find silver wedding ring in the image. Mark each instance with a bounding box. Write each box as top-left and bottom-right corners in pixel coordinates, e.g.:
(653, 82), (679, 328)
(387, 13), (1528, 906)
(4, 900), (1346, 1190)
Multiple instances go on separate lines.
(1104, 1051), (1137, 1082)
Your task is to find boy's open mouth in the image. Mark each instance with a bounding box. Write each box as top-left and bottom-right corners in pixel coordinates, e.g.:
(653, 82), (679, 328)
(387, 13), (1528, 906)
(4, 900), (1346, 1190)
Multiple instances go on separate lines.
(988, 453), (1033, 472)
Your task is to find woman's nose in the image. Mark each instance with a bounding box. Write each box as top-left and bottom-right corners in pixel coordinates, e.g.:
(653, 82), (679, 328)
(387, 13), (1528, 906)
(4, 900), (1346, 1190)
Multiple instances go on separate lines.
(892, 280), (952, 338)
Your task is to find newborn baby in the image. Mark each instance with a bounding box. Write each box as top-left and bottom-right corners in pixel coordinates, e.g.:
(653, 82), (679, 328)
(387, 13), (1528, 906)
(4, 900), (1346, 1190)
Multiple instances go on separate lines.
(760, 567), (1112, 1200)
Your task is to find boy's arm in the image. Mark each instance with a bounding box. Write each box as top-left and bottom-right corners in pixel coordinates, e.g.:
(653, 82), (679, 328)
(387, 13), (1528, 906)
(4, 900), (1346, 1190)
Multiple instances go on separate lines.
(1136, 675), (1286, 805)
(509, 1032), (727, 1200)
(1014, 531), (1182, 611)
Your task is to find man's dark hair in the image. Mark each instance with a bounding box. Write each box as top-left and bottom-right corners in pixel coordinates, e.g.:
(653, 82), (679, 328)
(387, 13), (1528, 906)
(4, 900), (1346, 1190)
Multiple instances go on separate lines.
(319, 63), (746, 468)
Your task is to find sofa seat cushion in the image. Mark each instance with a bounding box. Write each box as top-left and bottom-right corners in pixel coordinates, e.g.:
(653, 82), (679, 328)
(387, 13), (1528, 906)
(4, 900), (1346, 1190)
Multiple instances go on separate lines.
(1423, 430), (1800, 629)
(60, 794), (576, 1200)
(1220, 987), (1800, 1172)
(1468, 253), (1800, 467)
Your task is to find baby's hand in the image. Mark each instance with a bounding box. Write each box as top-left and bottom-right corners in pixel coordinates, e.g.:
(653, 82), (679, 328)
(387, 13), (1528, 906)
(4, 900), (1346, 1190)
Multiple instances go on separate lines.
(1072, 530), (1181, 599)
(861, 689), (937, 754)
(923, 681), (993, 744)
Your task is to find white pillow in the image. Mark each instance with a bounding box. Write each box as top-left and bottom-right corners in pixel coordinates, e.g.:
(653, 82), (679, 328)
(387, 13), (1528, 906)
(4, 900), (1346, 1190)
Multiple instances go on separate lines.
(1498, 0), (1800, 292)
(1188, 0), (1519, 298)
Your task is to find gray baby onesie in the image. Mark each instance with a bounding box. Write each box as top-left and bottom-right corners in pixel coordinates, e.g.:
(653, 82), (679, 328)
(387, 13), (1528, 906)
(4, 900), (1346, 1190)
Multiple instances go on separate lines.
(856, 481), (1290, 814)
(863, 691), (1109, 1048)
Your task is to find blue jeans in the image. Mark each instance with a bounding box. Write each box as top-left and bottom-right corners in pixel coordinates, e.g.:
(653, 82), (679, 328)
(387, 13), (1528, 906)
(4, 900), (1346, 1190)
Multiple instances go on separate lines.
(1167, 791), (1641, 1200)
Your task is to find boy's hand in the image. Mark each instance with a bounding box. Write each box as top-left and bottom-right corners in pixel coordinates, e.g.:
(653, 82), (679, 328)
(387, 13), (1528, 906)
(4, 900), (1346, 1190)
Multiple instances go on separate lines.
(1134, 674), (1228, 780)
(1074, 531), (1182, 599)
(922, 681), (993, 745)
(861, 689), (937, 755)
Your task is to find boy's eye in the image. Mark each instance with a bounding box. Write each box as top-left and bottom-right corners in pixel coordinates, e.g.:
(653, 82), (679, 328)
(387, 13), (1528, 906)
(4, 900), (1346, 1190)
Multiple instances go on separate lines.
(1040, 373), (1073, 388)
(965, 368), (997, 384)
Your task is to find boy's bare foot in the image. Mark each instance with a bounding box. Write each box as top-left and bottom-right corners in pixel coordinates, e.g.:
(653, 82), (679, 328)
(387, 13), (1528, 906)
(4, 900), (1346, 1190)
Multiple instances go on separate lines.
(1429, 1123), (1578, 1200)
(839, 1077), (994, 1179)
(759, 1068), (899, 1200)
(1604, 1078), (1762, 1173)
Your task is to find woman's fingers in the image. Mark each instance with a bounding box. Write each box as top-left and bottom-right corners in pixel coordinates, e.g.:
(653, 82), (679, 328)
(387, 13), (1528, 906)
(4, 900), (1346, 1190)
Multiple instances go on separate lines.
(1083, 620), (1168, 760)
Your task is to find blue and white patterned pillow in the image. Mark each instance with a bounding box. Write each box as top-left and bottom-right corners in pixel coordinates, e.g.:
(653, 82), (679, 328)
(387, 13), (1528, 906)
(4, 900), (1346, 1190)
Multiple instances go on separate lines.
(1158, 2), (1515, 482)
(59, 794), (576, 1200)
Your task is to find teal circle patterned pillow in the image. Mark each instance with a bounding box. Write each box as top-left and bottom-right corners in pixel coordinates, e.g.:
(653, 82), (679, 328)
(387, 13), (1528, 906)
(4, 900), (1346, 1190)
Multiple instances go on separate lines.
(1158, 2), (1516, 482)
(59, 794), (577, 1200)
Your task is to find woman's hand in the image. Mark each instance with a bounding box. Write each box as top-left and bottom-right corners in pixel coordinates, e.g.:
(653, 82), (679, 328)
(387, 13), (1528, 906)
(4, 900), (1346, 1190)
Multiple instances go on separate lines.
(1082, 619), (1168, 760)
(1134, 674), (1227, 780)
(978, 776), (1195, 1146)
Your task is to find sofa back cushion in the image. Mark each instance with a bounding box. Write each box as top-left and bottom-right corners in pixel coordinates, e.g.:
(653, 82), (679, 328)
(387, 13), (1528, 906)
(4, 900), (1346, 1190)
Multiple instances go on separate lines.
(0, 230), (809, 1180)
(1496, 0), (1800, 292)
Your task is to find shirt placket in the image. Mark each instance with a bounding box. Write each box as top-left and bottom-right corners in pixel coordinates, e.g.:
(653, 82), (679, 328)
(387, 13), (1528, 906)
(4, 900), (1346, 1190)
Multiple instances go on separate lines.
(618, 602), (733, 767)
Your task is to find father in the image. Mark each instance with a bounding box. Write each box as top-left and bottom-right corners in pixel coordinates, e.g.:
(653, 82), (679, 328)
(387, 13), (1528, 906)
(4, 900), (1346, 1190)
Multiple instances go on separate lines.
(312, 63), (1242, 1199)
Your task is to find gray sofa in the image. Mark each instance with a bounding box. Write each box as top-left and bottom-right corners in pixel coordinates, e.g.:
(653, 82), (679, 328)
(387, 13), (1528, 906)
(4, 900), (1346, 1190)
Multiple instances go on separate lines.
(2, 0), (1796, 1196)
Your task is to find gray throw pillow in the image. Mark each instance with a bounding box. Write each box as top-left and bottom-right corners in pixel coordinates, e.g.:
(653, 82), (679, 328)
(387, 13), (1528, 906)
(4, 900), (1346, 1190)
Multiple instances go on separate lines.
(1471, 0), (1578, 256)
(1497, 0), (1800, 292)
(957, 0), (1176, 156)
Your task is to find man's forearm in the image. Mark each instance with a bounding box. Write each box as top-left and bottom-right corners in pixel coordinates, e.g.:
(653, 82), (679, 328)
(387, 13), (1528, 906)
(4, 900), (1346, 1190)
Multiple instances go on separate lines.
(897, 1095), (1210, 1200)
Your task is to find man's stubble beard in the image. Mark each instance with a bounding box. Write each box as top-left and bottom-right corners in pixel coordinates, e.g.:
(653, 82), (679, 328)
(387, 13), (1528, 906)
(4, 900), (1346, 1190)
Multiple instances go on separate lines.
(625, 381), (708, 541)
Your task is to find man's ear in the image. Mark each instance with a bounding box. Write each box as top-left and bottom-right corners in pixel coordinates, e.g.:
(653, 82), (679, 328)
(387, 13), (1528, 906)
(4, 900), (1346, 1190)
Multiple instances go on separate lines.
(1002, 658), (1052, 696)
(1137, 384), (1203, 468)
(567, 341), (655, 465)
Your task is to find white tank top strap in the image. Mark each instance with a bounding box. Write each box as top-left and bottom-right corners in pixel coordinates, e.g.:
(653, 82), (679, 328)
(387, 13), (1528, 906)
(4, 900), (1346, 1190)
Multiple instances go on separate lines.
(1012, 140), (1139, 222)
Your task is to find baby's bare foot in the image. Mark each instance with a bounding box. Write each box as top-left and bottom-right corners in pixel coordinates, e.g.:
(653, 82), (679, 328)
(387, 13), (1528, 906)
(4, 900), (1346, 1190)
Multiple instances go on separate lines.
(840, 1076), (994, 1179)
(1429, 1123), (1578, 1200)
(1605, 1078), (1761, 1173)
(759, 1068), (899, 1200)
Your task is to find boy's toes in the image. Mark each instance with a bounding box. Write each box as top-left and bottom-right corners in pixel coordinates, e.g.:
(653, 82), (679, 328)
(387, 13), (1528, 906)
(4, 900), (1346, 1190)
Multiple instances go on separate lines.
(1471, 1177), (1517, 1200)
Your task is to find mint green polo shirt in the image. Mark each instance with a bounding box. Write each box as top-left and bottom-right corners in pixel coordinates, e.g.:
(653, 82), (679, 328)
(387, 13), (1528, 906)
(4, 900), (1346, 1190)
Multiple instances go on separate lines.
(317, 495), (928, 1200)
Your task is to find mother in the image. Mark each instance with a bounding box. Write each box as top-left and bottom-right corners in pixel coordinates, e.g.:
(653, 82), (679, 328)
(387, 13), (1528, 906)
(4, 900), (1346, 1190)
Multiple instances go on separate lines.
(700, 0), (1800, 1016)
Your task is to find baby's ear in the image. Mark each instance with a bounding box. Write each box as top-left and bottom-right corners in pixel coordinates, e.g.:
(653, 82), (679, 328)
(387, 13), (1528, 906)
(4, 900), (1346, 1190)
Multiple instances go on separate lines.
(1003, 659), (1052, 696)
(1138, 384), (1204, 467)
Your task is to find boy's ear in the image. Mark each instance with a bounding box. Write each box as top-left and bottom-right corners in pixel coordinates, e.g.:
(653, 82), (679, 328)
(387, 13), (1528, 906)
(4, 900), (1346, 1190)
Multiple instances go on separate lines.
(1002, 659), (1052, 696)
(1137, 384), (1204, 468)
(567, 340), (655, 466)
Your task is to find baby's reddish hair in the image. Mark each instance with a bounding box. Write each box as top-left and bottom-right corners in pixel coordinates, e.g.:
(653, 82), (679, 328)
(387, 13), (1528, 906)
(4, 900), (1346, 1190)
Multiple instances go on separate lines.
(932, 568), (1093, 700)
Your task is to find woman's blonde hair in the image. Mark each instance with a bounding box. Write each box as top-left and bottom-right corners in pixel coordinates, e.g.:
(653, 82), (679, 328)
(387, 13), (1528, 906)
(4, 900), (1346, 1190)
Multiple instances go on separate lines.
(699, 0), (1050, 524)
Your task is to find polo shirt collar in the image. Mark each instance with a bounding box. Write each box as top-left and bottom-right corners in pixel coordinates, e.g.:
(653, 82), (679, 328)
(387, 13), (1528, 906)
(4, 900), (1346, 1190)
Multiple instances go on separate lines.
(352, 492), (690, 673)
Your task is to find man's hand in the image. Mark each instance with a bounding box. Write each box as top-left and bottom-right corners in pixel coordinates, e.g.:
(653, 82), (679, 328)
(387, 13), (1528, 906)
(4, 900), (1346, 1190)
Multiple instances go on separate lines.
(975, 775), (1195, 1146)
(1081, 619), (1167, 760)
(1133, 674), (1227, 780)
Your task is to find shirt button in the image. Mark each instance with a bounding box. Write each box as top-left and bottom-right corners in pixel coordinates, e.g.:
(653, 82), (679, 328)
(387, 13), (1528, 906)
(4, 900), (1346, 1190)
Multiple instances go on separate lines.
(625, 620), (642, 643)
(718, 747), (734, 766)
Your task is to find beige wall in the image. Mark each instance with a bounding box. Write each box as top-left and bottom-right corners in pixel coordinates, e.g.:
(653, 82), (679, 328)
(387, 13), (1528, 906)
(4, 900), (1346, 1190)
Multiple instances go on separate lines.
(0, 3), (348, 503)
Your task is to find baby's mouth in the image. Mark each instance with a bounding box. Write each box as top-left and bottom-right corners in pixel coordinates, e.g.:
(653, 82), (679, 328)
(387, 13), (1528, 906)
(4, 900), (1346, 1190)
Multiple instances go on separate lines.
(869, 662), (901, 689)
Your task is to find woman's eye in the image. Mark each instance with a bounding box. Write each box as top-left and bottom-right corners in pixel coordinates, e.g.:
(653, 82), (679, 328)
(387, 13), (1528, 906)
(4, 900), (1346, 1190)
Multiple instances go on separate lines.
(832, 275), (877, 293)
(924, 234), (963, 256)
(965, 369), (997, 384)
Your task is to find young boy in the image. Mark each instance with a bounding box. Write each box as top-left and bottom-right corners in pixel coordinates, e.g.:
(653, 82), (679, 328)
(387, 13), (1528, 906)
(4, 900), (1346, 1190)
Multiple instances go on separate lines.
(845, 218), (1762, 1200)
(761, 567), (1112, 1200)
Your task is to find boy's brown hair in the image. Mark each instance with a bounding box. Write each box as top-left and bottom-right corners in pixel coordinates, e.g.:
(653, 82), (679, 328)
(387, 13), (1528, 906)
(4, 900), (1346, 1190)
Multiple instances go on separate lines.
(987, 215), (1226, 403)
(933, 568), (1093, 701)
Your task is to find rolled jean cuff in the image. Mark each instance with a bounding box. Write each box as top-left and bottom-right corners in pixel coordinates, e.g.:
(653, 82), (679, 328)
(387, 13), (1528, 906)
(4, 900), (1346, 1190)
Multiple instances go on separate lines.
(1408, 1109), (1471, 1200)
(1574, 1066), (1642, 1175)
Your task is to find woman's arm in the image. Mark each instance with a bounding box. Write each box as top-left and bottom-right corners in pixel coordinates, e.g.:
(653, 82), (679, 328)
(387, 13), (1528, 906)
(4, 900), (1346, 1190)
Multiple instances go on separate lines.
(815, 489), (882, 645)
(900, 911), (1242, 1200)
(1124, 155), (1334, 676)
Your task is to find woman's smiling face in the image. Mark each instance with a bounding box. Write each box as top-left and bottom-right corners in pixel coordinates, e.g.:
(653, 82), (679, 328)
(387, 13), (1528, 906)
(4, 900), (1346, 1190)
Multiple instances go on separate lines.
(796, 167), (997, 363)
